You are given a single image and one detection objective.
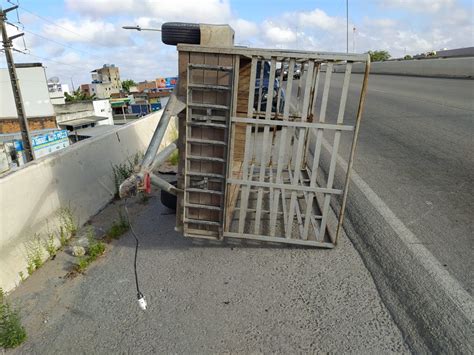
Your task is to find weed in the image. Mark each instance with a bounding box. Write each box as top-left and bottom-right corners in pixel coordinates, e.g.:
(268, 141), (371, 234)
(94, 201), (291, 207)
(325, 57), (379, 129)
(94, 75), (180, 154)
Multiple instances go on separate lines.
(59, 226), (68, 248)
(0, 288), (27, 348)
(44, 234), (57, 257)
(74, 257), (89, 273)
(168, 150), (179, 166)
(25, 235), (44, 274)
(26, 263), (35, 276)
(57, 207), (77, 239)
(112, 152), (143, 198)
(106, 211), (130, 240)
(18, 272), (25, 283)
(87, 227), (105, 259)
(73, 227), (106, 273)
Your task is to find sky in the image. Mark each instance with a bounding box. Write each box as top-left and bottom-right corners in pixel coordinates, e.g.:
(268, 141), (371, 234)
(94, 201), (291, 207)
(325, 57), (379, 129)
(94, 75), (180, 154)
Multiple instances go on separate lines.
(1, 0), (472, 87)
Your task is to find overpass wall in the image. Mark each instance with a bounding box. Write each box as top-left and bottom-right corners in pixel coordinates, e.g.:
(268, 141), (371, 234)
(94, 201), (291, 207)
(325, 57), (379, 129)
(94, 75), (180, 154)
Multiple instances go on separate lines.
(0, 110), (176, 292)
(334, 57), (474, 78)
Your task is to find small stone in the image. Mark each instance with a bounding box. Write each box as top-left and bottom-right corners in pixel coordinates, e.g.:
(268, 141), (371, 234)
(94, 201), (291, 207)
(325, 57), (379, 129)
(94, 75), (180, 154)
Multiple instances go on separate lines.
(71, 246), (86, 257)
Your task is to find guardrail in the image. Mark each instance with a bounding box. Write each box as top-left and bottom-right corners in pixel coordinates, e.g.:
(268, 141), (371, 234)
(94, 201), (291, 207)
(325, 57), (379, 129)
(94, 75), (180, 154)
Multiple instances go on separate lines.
(334, 57), (474, 78)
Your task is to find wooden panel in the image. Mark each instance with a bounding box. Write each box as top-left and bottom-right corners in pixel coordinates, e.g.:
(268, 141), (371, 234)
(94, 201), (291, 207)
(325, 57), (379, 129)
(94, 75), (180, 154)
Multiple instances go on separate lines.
(176, 51), (190, 231)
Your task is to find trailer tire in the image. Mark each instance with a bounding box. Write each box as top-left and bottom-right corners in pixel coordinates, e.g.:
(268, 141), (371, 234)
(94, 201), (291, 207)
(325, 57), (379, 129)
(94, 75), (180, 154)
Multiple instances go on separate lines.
(161, 22), (200, 46)
(160, 181), (177, 211)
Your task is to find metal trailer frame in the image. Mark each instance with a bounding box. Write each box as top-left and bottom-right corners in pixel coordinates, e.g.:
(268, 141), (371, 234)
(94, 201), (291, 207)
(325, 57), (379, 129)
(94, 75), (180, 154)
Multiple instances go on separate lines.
(120, 44), (370, 248)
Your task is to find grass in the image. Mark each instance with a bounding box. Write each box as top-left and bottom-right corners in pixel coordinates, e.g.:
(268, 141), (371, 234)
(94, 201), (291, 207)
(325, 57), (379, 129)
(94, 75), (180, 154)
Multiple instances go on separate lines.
(73, 227), (106, 273)
(0, 288), (27, 349)
(105, 211), (130, 241)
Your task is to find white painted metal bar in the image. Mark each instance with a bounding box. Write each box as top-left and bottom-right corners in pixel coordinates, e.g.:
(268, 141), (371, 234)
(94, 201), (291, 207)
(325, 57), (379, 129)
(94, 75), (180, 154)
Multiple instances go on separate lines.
(285, 60), (315, 239)
(227, 180), (341, 195)
(319, 62), (352, 239)
(237, 56), (258, 234)
(269, 58), (295, 237)
(230, 117), (354, 131)
(254, 57), (277, 234)
(300, 64), (334, 239)
(223, 232), (334, 248)
(178, 44), (370, 62)
(335, 60), (370, 245)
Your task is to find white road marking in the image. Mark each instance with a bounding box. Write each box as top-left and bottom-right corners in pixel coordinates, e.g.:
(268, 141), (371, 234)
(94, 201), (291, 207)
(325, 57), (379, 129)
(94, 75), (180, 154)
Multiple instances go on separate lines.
(320, 137), (474, 322)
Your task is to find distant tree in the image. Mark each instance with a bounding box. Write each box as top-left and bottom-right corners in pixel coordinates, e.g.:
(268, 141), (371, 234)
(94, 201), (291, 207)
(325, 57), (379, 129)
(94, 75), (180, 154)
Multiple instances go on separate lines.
(122, 79), (137, 93)
(64, 89), (96, 102)
(368, 50), (391, 62)
(404, 54), (413, 60)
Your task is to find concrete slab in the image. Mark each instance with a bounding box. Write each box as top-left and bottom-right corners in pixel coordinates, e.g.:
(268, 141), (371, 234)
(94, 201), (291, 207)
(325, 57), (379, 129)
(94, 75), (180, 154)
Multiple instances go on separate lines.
(6, 193), (408, 353)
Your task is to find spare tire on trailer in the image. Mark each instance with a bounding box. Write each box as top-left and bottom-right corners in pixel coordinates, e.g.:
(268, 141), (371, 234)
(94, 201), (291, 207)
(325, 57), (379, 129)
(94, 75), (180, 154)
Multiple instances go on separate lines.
(160, 181), (177, 211)
(161, 22), (200, 46)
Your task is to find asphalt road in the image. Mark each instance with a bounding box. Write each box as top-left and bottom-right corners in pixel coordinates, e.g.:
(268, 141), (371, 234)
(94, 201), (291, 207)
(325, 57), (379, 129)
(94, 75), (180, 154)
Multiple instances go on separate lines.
(284, 73), (473, 351)
(289, 73), (473, 294)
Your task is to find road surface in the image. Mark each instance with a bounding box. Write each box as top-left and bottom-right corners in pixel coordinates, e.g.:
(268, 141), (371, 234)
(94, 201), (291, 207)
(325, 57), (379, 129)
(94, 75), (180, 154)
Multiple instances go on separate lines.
(323, 74), (473, 294)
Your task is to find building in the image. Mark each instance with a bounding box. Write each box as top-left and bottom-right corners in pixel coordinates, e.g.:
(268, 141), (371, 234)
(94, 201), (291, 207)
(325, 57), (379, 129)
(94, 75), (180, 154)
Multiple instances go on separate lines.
(90, 64), (121, 99)
(0, 63), (57, 137)
(48, 78), (70, 105)
(54, 99), (114, 140)
(137, 80), (157, 92)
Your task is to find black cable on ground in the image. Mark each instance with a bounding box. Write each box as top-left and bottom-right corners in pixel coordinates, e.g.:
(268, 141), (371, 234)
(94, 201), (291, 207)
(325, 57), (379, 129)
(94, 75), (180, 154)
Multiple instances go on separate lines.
(124, 203), (147, 310)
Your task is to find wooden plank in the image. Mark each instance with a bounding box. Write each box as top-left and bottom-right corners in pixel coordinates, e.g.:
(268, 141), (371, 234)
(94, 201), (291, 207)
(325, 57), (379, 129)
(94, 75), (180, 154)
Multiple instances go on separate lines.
(176, 50), (189, 232)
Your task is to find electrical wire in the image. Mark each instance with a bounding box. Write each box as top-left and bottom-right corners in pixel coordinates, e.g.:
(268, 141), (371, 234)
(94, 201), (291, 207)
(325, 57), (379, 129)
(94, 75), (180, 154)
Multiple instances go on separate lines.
(10, 2), (113, 50)
(11, 48), (85, 70)
(124, 203), (144, 302)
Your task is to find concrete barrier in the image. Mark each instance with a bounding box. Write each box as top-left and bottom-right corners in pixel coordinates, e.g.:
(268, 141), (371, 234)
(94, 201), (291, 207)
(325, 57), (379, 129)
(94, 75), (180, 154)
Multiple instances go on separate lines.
(334, 57), (474, 78)
(0, 110), (176, 292)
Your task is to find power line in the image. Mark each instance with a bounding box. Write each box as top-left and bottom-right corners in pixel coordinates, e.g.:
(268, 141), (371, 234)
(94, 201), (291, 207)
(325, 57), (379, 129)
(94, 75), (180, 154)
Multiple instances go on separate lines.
(16, 25), (108, 62)
(11, 47), (85, 70)
(14, 4), (112, 50)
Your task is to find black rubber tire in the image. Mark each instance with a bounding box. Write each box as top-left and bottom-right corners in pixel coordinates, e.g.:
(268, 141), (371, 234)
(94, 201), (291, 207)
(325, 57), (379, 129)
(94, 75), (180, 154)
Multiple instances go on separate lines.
(160, 181), (177, 211)
(161, 22), (200, 46)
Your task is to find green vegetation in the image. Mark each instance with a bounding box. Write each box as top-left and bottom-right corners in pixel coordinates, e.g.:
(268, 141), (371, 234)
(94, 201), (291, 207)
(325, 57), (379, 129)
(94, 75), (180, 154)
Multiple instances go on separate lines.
(121, 79), (137, 93)
(25, 235), (44, 275)
(403, 54), (413, 60)
(368, 50), (391, 62)
(106, 211), (130, 240)
(0, 288), (27, 349)
(58, 207), (77, 238)
(112, 152), (143, 198)
(44, 234), (57, 257)
(73, 227), (106, 273)
(168, 150), (179, 166)
(65, 88), (96, 102)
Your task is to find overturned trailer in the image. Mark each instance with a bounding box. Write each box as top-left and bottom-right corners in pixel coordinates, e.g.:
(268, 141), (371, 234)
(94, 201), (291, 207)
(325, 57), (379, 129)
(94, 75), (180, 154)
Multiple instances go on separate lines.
(121, 23), (370, 248)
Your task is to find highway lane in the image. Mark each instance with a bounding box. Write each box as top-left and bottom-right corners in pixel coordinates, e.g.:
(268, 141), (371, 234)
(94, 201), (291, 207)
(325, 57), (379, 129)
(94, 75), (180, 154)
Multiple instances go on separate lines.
(294, 73), (474, 294)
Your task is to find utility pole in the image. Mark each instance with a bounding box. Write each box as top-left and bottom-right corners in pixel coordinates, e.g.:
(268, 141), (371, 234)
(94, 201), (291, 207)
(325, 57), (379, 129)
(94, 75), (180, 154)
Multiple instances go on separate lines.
(346, 0), (349, 53)
(1, 5), (34, 162)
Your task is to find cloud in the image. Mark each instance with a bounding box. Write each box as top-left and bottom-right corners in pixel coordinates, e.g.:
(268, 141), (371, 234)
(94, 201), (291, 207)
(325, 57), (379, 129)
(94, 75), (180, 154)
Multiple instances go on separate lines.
(66, 0), (232, 23)
(296, 9), (343, 31)
(261, 21), (297, 45)
(42, 18), (133, 48)
(230, 19), (259, 42)
(379, 0), (456, 12)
